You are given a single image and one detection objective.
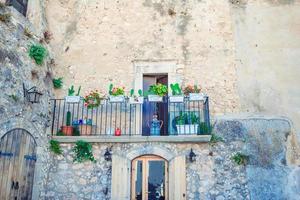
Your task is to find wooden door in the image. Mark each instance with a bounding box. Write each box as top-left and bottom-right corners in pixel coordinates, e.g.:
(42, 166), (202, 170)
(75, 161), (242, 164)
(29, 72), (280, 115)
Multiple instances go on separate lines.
(0, 129), (37, 200)
(131, 155), (168, 200)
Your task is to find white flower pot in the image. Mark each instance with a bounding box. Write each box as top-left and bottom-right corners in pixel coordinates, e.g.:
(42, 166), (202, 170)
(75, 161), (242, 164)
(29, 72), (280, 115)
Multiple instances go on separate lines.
(109, 95), (125, 103)
(148, 95), (163, 102)
(189, 93), (206, 101)
(176, 124), (199, 134)
(169, 95), (184, 103)
(129, 96), (144, 104)
(65, 96), (81, 103)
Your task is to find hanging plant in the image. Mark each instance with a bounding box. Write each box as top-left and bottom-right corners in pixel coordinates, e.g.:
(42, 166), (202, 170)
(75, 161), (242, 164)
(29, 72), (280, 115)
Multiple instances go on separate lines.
(29, 44), (47, 65)
(84, 90), (103, 109)
(73, 140), (96, 163)
(49, 140), (62, 155)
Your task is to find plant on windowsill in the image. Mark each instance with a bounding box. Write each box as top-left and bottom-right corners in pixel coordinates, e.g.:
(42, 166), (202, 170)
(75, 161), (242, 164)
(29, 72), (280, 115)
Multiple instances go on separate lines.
(84, 90), (103, 109)
(129, 89), (144, 104)
(183, 84), (206, 101)
(49, 140), (62, 155)
(65, 85), (81, 103)
(61, 111), (73, 136)
(73, 140), (96, 163)
(29, 44), (47, 65)
(169, 83), (184, 102)
(148, 83), (168, 102)
(108, 84), (125, 102)
(175, 112), (199, 134)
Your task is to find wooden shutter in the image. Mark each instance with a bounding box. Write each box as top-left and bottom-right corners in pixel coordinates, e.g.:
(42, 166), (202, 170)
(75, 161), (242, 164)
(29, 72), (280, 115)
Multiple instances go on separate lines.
(111, 155), (130, 200)
(169, 155), (187, 200)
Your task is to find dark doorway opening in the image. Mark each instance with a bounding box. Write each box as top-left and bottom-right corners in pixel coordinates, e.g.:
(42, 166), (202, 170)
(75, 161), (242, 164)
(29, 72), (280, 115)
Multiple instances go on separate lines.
(142, 74), (168, 136)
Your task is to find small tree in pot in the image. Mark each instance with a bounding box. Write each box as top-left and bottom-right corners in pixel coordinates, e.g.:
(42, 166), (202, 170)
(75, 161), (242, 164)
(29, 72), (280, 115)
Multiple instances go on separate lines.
(61, 111), (73, 136)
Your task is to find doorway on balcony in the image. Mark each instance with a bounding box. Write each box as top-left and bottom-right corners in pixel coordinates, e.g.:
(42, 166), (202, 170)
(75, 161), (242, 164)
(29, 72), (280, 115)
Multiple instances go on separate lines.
(142, 74), (168, 136)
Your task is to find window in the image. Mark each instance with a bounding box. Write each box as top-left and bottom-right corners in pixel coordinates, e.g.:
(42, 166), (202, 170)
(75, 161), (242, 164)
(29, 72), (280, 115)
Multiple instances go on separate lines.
(6, 0), (28, 16)
(131, 155), (168, 200)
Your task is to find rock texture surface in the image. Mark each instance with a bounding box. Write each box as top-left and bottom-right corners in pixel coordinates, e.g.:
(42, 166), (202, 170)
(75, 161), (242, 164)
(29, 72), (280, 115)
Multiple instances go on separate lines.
(0, 5), (53, 200)
(44, 117), (300, 200)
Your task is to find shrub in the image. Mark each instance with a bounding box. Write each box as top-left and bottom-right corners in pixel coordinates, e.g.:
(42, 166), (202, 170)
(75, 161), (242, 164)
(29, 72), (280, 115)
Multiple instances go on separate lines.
(29, 44), (47, 65)
(73, 140), (96, 163)
(53, 77), (63, 89)
(49, 140), (62, 155)
(232, 152), (249, 165)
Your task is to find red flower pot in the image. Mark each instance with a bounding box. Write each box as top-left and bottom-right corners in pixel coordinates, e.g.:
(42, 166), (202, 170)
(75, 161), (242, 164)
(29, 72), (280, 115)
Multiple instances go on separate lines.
(115, 128), (121, 136)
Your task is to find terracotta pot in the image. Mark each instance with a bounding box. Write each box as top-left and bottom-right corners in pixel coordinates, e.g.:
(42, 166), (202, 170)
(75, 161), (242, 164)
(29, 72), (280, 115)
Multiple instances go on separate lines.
(62, 126), (73, 136)
(79, 125), (92, 135)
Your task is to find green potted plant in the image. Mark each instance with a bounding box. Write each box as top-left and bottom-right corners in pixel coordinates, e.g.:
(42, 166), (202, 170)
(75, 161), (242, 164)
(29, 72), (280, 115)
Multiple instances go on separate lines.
(148, 83), (168, 102)
(175, 112), (199, 134)
(61, 111), (73, 136)
(169, 83), (184, 102)
(129, 89), (144, 104)
(183, 84), (206, 101)
(65, 85), (81, 103)
(108, 84), (125, 103)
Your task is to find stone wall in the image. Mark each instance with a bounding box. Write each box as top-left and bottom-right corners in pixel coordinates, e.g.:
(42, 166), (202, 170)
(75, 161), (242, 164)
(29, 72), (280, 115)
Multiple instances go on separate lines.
(0, 4), (53, 200)
(230, 0), (300, 154)
(44, 117), (300, 200)
(45, 0), (240, 114)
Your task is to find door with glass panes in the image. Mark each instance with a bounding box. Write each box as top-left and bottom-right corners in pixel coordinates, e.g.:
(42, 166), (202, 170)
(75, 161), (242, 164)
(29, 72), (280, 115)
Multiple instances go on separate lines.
(131, 155), (168, 200)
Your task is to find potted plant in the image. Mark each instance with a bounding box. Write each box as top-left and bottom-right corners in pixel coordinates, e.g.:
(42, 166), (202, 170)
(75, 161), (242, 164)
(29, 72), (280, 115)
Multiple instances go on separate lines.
(84, 90), (103, 109)
(65, 85), (81, 103)
(175, 112), (199, 134)
(109, 84), (125, 102)
(148, 83), (168, 102)
(61, 111), (73, 136)
(169, 83), (184, 102)
(72, 118), (93, 135)
(183, 84), (206, 101)
(129, 89), (144, 104)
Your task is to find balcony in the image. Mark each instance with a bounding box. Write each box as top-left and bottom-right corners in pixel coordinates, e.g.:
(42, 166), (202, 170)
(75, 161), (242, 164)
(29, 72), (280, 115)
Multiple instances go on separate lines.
(51, 96), (211, 143)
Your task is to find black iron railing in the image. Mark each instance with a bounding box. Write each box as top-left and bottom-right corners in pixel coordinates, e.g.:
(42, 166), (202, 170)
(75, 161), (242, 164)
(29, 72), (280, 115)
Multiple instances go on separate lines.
(51, 97), (210, 136)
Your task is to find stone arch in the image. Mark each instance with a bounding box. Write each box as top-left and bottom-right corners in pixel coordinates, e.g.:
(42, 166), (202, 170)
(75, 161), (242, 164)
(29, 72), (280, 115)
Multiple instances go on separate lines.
(126, 145), (176, 161)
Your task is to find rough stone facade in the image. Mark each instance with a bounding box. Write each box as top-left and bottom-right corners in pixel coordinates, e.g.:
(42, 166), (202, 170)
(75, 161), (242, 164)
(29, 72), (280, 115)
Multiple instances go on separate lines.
(0, 5), (53, 200)
(43, 117), (300, 200)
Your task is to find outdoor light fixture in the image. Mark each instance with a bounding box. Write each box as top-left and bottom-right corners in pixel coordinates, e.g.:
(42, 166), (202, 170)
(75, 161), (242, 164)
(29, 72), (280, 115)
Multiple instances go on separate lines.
(23, 83), (43, 103)
(189, 148), (196, 162)
(104, 148), (112, 161)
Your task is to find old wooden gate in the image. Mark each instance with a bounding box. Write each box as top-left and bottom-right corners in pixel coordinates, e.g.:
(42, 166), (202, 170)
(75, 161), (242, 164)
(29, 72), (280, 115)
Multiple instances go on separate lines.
(0, 128), (37, 200)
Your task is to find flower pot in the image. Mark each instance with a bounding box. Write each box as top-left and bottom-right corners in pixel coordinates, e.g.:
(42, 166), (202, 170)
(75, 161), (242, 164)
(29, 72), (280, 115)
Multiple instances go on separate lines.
(61, 126), (73, 136)
(115, 128), (121, 136)
(189, 93), (205, 101)
(129, 96), (144, 104)
(169, 95), (184, 103)
(109, 95), (125, 103)
(148, 95), (163, 102)
(65, 96), (81, 103)
(79, 125), (92, 135)
(176, 124), (199, 134)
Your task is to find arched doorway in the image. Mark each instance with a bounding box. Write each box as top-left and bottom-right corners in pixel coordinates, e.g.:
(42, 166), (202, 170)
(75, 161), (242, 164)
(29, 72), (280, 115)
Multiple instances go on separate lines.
(131, 155), (168, 200)
(0, 128), (37, 200)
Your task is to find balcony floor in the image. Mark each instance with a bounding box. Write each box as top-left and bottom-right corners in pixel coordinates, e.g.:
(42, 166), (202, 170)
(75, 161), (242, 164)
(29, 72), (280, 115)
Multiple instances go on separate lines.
(51, 135), (211, 143)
